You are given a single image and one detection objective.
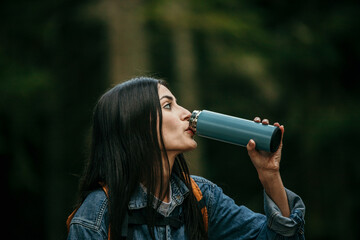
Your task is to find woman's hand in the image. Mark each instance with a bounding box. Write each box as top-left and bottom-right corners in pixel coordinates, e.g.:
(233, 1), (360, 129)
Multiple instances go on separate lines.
(246, 117), (290, 217)
(246, 117), (284, 179)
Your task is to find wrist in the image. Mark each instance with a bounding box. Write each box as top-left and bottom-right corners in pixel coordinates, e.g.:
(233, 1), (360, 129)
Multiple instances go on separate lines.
(258, 171), (290, 217)
(258, 169), (281, 185)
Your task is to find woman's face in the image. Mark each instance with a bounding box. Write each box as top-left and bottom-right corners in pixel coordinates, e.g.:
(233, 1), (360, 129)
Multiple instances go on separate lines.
(158, 84), (197, 156)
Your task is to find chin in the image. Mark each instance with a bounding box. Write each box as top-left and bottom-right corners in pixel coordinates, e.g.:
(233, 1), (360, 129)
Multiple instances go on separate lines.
(166, 140), (198, 154)
(177, 144), (198, 154)
(186, 140), (198, 151)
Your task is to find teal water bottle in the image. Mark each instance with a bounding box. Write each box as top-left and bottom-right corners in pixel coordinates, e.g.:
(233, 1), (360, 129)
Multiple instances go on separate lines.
(189, 110), (282, 153)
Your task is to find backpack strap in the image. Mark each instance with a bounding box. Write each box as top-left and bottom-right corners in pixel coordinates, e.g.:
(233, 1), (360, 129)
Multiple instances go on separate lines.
(66, 207), (78, 232)
(127, 208), (184, 228)
(190, 177), (209, 233)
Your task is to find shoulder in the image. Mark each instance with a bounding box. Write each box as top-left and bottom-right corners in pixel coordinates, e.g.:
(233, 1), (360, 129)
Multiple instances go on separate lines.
(69, 189), (109, 236)
(190, 175), (217, 188)
(190, 175), (222, 201)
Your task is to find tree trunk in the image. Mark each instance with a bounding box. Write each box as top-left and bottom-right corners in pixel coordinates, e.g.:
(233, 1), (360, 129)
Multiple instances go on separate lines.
(101, 0), (149, 84)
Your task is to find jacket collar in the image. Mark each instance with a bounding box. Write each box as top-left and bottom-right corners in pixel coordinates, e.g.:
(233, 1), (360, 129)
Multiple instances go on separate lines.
(128, 174), (189, 211)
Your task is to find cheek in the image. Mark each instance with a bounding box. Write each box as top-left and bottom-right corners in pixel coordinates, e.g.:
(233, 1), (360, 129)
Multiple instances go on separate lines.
(160, 114), (182, 145)
(161, 117), (178, 139)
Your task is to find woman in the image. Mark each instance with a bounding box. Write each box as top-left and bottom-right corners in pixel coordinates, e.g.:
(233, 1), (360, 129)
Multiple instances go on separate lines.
(67, 77), (305, 240)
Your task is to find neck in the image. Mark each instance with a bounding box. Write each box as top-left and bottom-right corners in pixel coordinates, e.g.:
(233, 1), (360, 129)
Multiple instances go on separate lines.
(154, 152), (176, 203)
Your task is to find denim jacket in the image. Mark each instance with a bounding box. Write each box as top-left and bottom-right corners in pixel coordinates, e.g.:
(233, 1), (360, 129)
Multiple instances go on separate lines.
(68, 175), (305, 239)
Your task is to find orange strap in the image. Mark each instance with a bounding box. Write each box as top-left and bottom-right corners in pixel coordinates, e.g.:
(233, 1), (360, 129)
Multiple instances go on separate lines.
(190, 177), (209, 233)
(66, 207), (78, 232)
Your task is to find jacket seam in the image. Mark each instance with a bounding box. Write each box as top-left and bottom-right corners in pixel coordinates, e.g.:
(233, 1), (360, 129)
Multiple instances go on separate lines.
(96, 198), (108, 228)
(70, 221), (107, 239)
(70, 195), (108, 235)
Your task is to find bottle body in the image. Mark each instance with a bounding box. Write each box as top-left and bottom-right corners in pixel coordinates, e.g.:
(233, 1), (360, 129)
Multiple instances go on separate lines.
(189, 110), (281, 153)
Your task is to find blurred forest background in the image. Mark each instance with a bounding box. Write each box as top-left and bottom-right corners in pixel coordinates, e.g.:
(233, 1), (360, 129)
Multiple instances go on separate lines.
(1, 0), (360, 239)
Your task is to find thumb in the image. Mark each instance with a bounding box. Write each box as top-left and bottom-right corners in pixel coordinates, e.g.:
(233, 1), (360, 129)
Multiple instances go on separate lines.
(247, 139), (256, 156)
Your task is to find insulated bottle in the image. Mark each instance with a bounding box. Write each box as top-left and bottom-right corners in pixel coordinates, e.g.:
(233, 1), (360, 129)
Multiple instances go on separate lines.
(189, 110), (282, 153)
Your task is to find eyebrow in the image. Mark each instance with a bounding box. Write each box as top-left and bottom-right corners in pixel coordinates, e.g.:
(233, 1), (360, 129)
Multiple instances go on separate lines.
(159, 95), (176, 102)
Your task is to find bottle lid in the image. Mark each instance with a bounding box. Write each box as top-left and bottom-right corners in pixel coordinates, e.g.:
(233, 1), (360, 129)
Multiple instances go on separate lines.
(189, 110), (201, 132)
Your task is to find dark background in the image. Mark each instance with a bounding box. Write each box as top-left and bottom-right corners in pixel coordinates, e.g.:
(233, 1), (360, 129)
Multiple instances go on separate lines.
(1, 0), (359, 239)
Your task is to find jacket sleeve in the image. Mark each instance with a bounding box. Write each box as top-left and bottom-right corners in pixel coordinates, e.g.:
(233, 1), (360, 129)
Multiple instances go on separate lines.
(203, 178), (305, 239)
(263, 188), (305, 238)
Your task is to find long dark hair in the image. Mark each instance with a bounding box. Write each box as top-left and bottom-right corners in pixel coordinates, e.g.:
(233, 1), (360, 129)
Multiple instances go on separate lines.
(78, 77), (207, 239)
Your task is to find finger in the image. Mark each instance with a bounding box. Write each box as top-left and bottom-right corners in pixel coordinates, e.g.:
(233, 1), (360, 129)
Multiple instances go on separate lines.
(247, 139), (256, 150)
(254, 117), (261, 123)
(246, 139), (257, 157)
(277, 125), (285, 150)
(273, 122), (284, 135)
(262, 119), (269, 125)
(280, 125), (285, 137)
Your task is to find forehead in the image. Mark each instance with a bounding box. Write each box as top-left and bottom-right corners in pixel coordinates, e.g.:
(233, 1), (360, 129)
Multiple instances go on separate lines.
(158, 84), (174, 98)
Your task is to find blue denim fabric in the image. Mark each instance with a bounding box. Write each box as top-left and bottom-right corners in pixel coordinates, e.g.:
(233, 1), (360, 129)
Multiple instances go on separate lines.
(68, 175), (305, 240)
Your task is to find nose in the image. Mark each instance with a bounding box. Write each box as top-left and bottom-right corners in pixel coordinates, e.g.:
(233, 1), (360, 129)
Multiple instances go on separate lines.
(181, 107), (192, 121)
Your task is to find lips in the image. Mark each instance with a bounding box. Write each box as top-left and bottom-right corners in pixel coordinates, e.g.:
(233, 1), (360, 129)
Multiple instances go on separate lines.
(185, 127), (196, 135)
